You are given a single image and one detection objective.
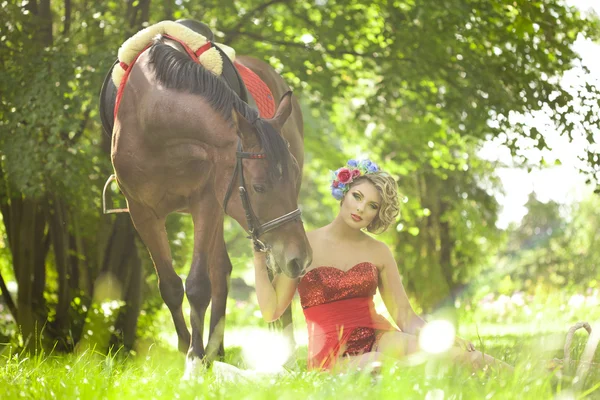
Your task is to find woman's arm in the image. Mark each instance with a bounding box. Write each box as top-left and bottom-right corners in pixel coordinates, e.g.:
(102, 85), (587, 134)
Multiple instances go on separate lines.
(376, 242), (427, 335)
(377, 243), (475, 351)
(253, 251), (299, 323)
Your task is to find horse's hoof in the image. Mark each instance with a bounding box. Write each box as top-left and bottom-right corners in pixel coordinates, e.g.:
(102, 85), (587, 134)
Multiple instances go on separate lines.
(181, 357), (207, 382)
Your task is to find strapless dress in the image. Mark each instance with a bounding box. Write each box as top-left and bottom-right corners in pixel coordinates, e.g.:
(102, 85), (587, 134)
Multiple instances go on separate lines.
(297, 262), (398, 370)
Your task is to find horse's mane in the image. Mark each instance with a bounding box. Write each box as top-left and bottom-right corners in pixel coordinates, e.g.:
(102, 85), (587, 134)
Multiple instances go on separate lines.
(147, 40), (289, 181)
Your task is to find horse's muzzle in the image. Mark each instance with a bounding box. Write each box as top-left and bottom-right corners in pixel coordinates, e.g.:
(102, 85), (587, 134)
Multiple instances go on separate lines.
(282, 246), (312, 279)
(285, 258), (306, 279)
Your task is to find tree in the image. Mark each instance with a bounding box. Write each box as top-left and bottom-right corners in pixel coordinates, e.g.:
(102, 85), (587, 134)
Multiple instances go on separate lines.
(503, 192), (600, 292)
(0, 0), (154, 352)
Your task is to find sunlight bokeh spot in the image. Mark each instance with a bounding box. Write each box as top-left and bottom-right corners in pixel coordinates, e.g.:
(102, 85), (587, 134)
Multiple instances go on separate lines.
(300, 33), (314, 44)
(568, 294), (585, 308)
(240, 329), (291, 373)
(554, 391), (575, 400)
(418, 320), (456, 354)
(100, 300), (122, 317)
(424, 389), (445, 400)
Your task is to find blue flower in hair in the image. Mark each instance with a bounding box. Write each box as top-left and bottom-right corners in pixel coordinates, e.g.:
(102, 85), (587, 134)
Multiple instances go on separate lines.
(331, 188), (344, 200)
(347, 159), (358, 167)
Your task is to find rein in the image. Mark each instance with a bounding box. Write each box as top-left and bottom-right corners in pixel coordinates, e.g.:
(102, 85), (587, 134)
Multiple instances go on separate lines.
(223, 140), (302, 252)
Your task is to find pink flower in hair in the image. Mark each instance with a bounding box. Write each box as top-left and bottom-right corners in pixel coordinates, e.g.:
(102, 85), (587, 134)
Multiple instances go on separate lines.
(337, 168), (353, 184)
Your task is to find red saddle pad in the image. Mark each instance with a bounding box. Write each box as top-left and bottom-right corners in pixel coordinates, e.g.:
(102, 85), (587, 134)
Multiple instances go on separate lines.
(234, 61), (276, 119)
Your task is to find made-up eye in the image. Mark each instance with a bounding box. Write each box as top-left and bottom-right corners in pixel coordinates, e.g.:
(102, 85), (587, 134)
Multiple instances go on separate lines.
(253, 184), (267, 193)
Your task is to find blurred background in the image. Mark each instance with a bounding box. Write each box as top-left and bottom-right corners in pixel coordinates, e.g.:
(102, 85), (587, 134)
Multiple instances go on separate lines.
(0, 0), (599, 363)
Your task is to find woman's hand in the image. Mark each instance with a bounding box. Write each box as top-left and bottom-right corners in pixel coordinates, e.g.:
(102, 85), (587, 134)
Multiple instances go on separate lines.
(454, 336), (476, 352)
(253, 250), (268, 265)
(252, 247), (298, 323)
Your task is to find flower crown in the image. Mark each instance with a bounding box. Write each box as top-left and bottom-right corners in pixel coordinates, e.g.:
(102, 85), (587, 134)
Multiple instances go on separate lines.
(330, 159), (379, 200)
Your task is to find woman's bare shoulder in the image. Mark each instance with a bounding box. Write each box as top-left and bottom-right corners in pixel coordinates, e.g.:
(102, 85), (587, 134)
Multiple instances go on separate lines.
(307, 226), (327, 241)
(364, 234), (388, 249)
(364, 236), (393, 268)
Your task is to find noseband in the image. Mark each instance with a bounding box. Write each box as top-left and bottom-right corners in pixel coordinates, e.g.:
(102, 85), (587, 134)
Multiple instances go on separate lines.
(222, 140), (302, 252)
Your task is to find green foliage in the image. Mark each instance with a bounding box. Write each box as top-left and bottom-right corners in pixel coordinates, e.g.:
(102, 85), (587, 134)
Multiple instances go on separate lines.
(1, 9), (109, 200)
(501, 193), (600, 293)
(1, 0), (599, 354)
(210, 0), (600, 180)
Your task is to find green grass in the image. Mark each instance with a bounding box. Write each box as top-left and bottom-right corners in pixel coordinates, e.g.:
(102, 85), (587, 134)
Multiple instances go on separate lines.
(0, 329), (598, 400)
(1, 295), (598, 399)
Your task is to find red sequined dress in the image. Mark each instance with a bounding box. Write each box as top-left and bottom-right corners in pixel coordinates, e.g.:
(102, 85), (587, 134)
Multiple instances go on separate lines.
(298, 262), (398, 370)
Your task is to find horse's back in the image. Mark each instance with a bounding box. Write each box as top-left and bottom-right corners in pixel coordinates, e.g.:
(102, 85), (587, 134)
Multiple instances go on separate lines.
(115, 50), (231, 145)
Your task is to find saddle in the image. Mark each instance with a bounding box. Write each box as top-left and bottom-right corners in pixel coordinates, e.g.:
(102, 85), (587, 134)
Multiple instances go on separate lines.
(99, 19), (258, 137)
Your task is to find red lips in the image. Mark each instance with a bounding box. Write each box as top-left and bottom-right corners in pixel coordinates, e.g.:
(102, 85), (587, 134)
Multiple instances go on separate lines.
(351, 214), (362, 222)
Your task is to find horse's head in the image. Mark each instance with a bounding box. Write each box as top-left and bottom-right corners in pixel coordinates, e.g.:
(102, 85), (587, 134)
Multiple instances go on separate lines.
(222, 93), (312, 279)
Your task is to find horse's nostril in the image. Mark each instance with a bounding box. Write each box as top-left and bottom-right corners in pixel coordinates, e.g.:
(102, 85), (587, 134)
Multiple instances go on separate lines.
(286, 258), (303, 277)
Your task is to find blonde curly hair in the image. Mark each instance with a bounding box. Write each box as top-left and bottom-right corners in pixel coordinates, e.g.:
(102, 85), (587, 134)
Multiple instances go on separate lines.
(342, 171), (400, 234)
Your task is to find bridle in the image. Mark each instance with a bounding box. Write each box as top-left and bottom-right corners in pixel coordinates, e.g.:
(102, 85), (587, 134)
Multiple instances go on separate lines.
(222, 140), (302, 252)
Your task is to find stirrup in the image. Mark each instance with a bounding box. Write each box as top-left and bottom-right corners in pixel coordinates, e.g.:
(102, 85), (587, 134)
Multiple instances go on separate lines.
(102, 174), (129, 214)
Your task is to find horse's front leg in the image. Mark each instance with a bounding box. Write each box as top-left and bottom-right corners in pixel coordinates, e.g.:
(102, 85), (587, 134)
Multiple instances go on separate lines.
(127, 199), (191, 353)
(185, 199), (221, 365)
(206, 228), (231, 361)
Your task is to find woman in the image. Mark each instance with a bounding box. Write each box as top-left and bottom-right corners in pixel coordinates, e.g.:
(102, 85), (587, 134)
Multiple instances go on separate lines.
(254, 159), (510, 372)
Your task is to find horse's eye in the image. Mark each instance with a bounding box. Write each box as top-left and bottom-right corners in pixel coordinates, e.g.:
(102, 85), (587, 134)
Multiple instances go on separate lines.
(253, 184), (266, 193)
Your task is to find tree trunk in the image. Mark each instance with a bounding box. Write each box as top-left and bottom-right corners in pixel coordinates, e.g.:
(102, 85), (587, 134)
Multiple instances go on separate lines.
(439, 199), (454, 296)
(113, 249), (142, 351)
(31, 205), (49, 327)
(125, 0), (140, 36)
(418, 171), (452, 312)
(24, 0), (38, 16)
(98, 213), (142, 352)
(163, 0), (174, 20)
(140, 0), (151, 26)
(0, 163), (48, 352)
(437, 196), (458, 323)
(38, 0), (53, 47)
(0, 271), (17, 323)
(12, 198), (45, 352)
(45, 195), (72, 343)
(63, 0), (72, 35)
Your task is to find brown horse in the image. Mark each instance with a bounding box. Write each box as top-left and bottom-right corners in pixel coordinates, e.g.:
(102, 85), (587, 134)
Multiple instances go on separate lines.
(102, 26), (311, 365)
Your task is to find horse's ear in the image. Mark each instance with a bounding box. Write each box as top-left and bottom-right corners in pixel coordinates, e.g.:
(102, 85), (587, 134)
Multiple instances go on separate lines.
(268, 91), (293, 132)
(234, 109), (260, 147)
